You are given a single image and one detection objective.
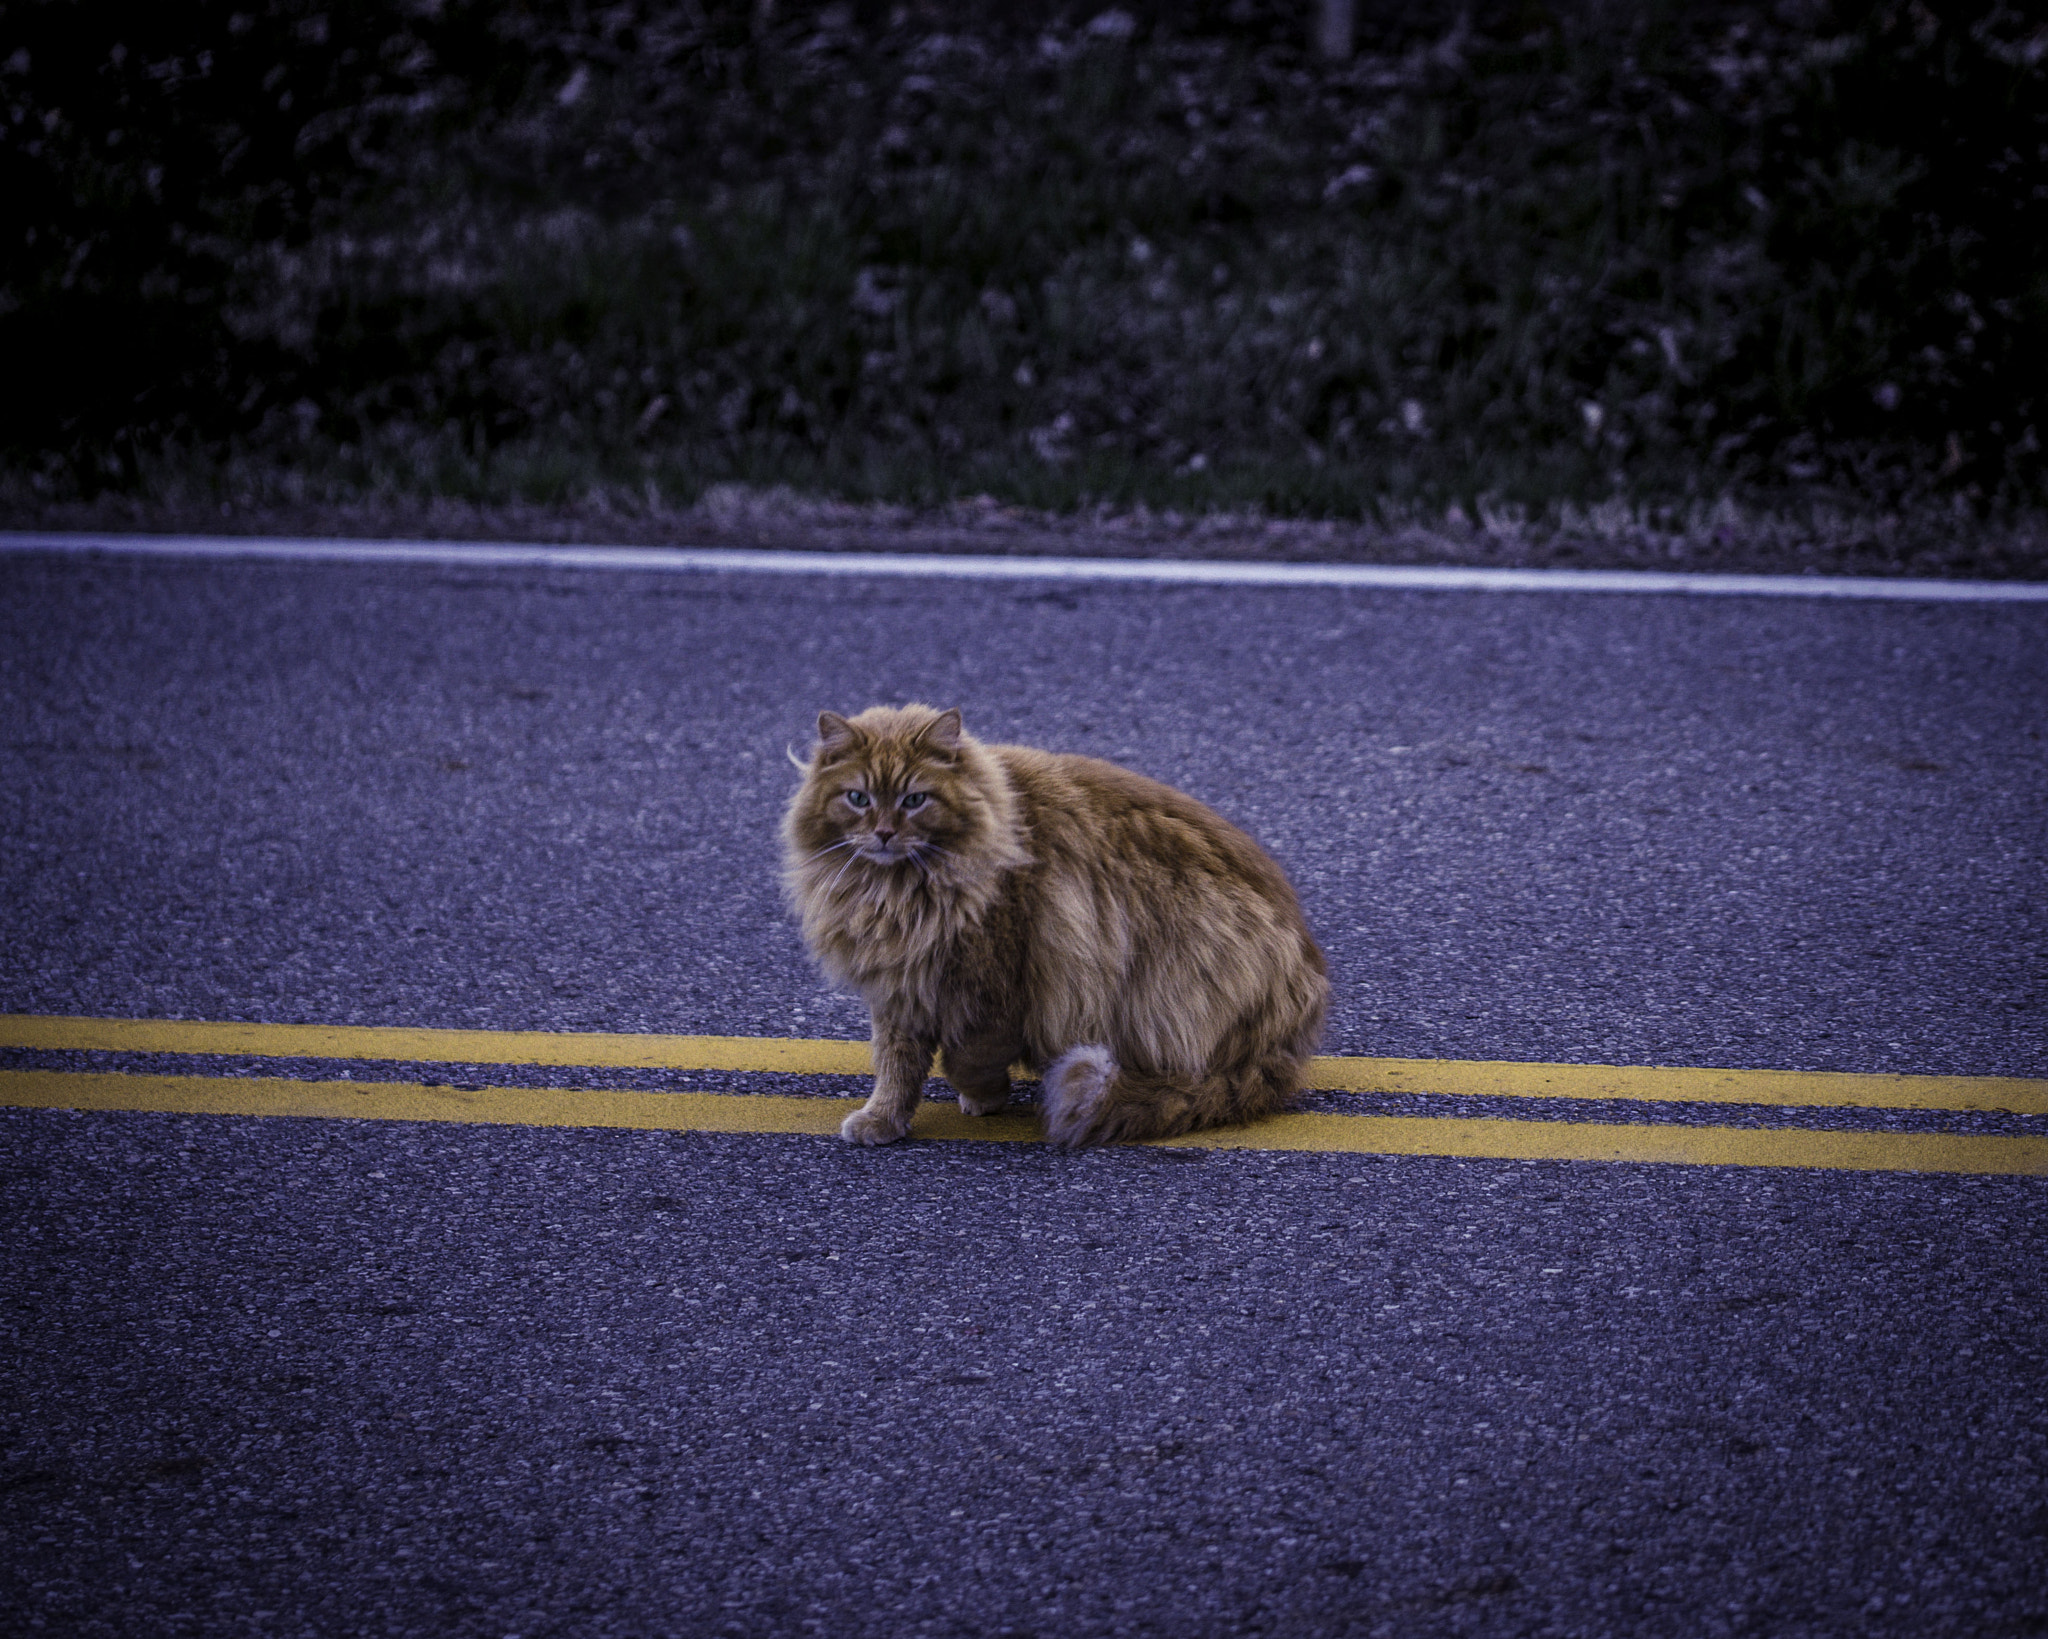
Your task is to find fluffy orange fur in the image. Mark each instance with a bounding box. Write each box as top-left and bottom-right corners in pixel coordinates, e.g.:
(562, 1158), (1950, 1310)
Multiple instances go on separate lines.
(781, 704), (1328, 1146)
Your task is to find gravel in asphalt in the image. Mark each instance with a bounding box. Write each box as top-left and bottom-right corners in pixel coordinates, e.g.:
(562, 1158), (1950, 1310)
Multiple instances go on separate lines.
(2, 546), (2043, 1636)
(5, 1107), (2045, 1639)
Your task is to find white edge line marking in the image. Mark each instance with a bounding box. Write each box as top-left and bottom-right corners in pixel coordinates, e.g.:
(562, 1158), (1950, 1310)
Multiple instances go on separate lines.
(4, 531), (2046, 603)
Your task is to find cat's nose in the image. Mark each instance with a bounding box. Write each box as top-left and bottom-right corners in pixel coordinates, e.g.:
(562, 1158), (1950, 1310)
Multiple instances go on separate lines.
(874, 828), (896, 846)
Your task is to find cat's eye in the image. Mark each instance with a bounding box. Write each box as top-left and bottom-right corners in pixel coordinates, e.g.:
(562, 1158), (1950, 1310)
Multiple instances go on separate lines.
(844, 790), (871, 809)
(900, 792), (930, 811)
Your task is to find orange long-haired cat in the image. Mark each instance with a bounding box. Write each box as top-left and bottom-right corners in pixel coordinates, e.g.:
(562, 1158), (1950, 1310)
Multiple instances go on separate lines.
(782, 703), (1327, 1146)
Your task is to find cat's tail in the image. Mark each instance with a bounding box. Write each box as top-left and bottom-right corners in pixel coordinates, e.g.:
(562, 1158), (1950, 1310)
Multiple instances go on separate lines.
(1040, 1044), (1301, 1147)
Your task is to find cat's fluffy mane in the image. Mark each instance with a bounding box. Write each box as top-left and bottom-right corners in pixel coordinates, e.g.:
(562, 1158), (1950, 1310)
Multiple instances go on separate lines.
(782, 703), (1328, 1147)
(782, 704), (1031, 1005)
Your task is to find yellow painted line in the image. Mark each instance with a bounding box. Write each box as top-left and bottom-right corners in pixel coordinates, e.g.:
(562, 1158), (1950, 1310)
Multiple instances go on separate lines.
(1301, 1056), (2048, 1114)
(0, 1070), (863, 1137)
(3, 1070), (2045, 1176)
(3, 1014), (2044, 1114)
(1154, 1112), (2048, 1175)
(0, 1014), (873, 1075)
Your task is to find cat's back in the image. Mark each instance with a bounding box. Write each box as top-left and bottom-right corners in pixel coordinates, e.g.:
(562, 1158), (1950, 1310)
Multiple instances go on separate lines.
(990, 744), (1302, 912)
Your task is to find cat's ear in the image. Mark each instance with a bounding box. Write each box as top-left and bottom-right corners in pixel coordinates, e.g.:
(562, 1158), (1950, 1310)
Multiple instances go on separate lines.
(917, 708), (965, 754)
(815, 711), (861, 758)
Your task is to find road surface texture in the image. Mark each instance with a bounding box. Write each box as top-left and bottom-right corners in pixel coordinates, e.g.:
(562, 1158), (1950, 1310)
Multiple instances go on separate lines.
(2, 542), (2044, 1638)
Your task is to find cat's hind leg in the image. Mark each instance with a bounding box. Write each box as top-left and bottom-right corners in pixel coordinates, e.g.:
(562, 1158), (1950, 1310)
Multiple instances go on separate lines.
(940, 1034), (1022, 1117)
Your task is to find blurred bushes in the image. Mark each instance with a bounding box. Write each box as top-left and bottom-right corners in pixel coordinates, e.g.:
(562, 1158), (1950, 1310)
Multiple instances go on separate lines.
(4, 0), (2044, 515)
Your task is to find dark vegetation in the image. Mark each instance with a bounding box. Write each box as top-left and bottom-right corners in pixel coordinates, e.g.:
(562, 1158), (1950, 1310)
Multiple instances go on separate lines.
(4, 0), (2046, 563)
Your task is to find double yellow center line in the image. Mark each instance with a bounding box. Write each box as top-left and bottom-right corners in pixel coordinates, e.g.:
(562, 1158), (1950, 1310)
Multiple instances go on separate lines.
(2, 1014), (2044, 1175)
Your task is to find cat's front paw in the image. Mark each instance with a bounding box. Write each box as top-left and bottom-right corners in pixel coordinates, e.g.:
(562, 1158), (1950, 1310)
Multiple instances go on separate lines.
(840, 1104), (912, 1146)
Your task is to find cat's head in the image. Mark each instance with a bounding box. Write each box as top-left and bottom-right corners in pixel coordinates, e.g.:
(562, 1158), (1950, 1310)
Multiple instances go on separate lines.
(784, 703), (1002, 878)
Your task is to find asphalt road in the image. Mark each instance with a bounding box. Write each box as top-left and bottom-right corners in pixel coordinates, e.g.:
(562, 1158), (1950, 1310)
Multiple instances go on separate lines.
(2, 545), (2045, 1637)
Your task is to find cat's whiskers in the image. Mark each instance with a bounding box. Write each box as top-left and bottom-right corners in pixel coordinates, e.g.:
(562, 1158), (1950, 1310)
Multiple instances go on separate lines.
(799, 837), (861, 875)
(822, 844), (870, 900)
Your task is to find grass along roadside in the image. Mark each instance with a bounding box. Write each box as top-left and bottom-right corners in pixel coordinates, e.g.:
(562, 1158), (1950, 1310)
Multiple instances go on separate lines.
(6, 1), (2045, 572)
(13, 481), (2048, 582)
